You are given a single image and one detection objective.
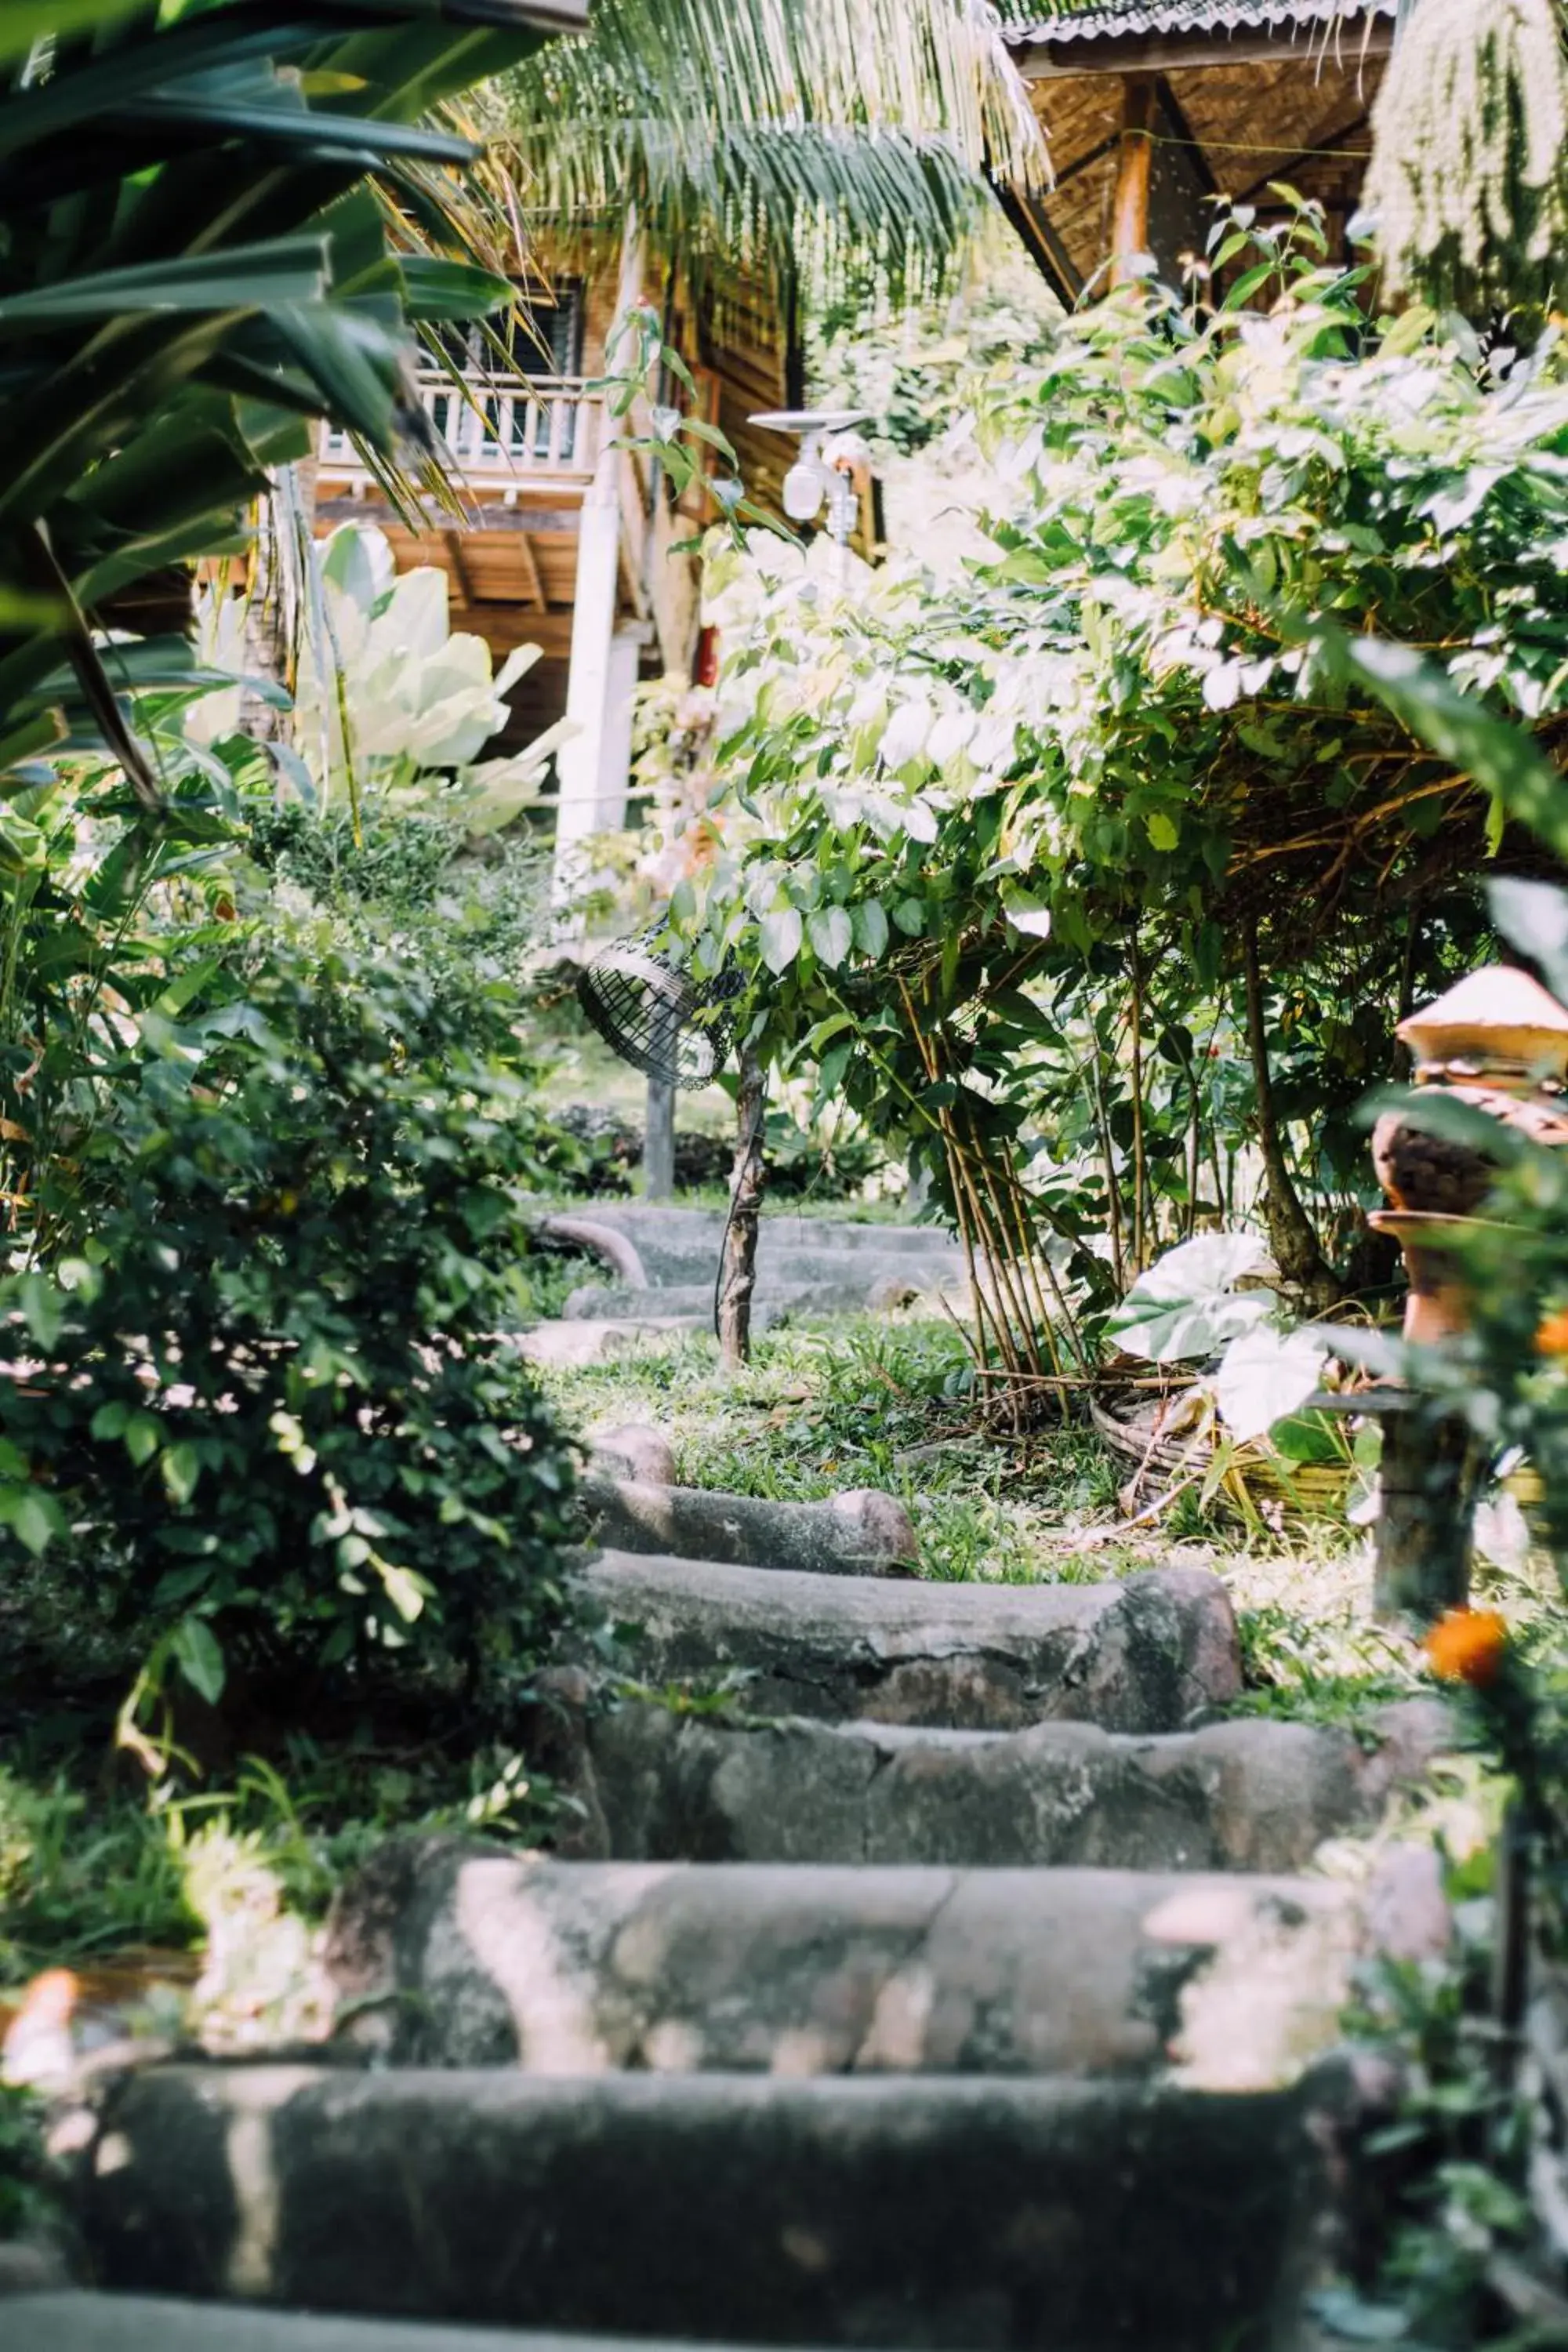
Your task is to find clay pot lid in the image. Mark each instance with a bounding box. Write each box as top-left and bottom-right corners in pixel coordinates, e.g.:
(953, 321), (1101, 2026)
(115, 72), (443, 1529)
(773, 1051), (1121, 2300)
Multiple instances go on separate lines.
(1398, 965), (1568, 1072)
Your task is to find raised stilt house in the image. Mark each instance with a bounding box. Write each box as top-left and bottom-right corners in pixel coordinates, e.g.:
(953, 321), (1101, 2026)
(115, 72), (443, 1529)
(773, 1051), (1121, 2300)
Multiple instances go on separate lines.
(315, 0), (1393, 845)
(314, 259), (806, 855)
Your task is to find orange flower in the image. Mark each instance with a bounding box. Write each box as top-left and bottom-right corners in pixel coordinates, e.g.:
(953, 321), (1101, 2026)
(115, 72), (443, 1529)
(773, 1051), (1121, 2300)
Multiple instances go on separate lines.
(1535, 1308), (1568, 1357)
(1424, 1607), (1508, 1688)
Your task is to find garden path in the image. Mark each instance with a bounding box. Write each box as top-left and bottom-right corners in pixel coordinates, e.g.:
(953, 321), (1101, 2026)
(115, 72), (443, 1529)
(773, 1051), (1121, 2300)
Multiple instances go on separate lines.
(24, 1209), (1449, 2351)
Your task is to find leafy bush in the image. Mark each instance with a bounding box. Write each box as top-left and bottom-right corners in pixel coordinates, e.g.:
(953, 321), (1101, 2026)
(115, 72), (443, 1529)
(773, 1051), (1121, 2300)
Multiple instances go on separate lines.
(0, 931), (580, 1724)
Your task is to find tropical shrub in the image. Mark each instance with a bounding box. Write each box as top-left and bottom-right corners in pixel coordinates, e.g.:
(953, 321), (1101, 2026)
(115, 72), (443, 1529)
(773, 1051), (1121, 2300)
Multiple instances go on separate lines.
(0, 928), (579, 1728)
(677, 208), (1568, 1396)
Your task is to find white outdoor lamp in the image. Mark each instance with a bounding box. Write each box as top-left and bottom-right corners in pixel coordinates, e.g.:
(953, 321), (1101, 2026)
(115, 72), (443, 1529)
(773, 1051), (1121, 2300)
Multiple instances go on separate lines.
(750, 407), (873, 546)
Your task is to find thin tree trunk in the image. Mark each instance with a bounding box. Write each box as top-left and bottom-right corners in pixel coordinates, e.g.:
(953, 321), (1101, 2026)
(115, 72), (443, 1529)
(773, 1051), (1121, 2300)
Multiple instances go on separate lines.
(1241, 920), (1338, 1310)
(717, 1049), (766, 1369)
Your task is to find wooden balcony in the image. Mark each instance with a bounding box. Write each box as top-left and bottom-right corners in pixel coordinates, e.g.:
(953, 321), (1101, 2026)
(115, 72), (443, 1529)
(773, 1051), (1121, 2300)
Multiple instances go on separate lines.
(318, 368), (605, 502)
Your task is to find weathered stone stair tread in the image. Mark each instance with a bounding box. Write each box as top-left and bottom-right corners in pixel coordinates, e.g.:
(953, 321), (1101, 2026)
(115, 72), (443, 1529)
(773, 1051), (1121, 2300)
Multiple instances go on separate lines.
(580, 1478), (916, 1576)
(514, 1318), (709, 1367)
(564, 1275), (952, 1322)
(78, 2064), (1340, 2351)
(325, 1844), (1356, 2080)
(550, 1204), (961, 1289)
(577, 1552), (1240, 1732)
(572, 1701), (1436, 1871)
(1, 2296), (739, 2352)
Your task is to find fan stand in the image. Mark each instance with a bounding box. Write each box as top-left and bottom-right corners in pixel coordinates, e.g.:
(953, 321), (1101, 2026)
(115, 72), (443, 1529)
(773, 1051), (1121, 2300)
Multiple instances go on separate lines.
(575, 927), (765, 1363)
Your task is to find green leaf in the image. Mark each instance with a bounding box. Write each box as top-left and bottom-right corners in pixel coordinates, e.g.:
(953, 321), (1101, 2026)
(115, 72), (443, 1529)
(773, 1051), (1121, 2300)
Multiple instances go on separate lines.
(1105, 1232), (1274, 1362)
(759, 905), (803, 974)
(0, 238), (330, 327)
(162, 1442), (202, 1506)
(172, 1616), (226, 1708)
(1145, 811), (1179, 852)
(399, 258), (513, 324)
(125, 1413), (162, 1469)
(1214, 1326), (1327, 1443)
(1001, 888), (1052, 938)
(851, 899), (888, 957)
(808, 906), (853, 969)
(0, 1484), (65, 1558)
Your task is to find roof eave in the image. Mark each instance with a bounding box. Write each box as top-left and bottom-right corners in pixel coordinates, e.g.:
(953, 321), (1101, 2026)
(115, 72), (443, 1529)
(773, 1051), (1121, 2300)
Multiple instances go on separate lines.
(1007, 5), (1392, 78)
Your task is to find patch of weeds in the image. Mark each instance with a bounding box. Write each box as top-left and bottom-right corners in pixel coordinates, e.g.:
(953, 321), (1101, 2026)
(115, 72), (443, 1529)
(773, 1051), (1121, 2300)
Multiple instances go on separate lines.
(1232, 1602), (1421, 1728)
(613, 1668), (760, 1719)
(521, 1247), (605, 1323)
(0, 1767), (198, 1975)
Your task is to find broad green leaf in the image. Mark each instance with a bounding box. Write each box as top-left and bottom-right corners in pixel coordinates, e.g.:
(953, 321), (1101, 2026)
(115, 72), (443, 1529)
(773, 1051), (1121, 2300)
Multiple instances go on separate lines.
(1105, 1232), (1273, 1363)
(1002, 888), (1052, 938)
(851, 899), (888, 957)
(759, 905), (803, 974)
(1145, 811), (1178, 851)
(808, 906), (853, 969)
(172, 1616), (226, 1707)
(0, 1483), (65, 1557)
(162, 1441), (202, 1505)
(1214, 1326), (1328, 1443)
(125, 1413), (163, 1468)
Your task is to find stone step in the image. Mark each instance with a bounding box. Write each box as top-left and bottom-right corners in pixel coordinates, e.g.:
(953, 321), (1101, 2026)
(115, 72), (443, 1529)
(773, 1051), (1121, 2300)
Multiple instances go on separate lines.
(1, 2296), (724, 2352)
(580, 1478), (918, 1576)
(550, 1204), (960, 1288)
(75, 2063), (1350, 2350)
(323, 1844), (1358, 2084)
(513, 1318), (709, 1368)
(565, 1700), (1442, 1873)
(563, 1272), (953, 1322)
(574, 1553), (1241, 1732)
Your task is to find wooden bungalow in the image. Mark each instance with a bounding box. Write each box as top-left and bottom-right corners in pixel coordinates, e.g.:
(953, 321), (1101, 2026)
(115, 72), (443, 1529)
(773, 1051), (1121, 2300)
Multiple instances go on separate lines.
(1000, 0), (1394, 294)
(314, 247), (810, 855)
(315, 0), (1392, 848)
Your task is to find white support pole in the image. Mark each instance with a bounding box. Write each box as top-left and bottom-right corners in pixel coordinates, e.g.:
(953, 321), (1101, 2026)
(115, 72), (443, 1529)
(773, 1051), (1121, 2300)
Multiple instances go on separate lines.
(595, 624), (644, 834)
(554, 212), (646, 911)
(554, 477), (621, 889)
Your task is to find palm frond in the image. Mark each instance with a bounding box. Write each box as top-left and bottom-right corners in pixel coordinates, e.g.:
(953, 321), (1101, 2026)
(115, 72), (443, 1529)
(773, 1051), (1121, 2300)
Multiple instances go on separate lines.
(499, 0), (1047, 308)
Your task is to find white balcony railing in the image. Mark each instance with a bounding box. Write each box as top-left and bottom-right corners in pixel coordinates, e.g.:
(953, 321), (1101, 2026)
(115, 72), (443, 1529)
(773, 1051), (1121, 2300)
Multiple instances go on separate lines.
(320, 368), (604, 493)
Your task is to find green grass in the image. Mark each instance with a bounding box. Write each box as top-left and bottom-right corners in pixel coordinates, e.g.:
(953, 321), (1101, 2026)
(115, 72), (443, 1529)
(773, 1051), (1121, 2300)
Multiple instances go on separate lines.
(540, 1310), (1270, 1586)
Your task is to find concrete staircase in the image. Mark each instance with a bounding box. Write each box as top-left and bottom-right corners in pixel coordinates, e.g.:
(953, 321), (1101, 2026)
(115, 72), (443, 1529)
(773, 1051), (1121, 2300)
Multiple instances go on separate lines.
(23, 1208), (1444, 2350)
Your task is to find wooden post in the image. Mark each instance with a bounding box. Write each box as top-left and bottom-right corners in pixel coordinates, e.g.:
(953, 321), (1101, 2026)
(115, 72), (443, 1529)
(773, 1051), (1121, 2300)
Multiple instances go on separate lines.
(644, 1073), (676, 1203)
(1110, 75), (1156, 289)
(1373, 1401), (1479, 1621)
(717, 1050), (767, 1370)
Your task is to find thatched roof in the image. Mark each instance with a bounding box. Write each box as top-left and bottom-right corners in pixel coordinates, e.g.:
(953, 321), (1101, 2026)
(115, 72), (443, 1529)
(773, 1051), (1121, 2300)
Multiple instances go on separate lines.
(1000, 0), (1393, 297)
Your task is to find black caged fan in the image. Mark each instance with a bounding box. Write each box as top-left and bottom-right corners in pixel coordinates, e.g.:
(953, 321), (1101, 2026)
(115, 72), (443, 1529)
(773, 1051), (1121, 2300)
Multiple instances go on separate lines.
(576, 925), (745, 1090)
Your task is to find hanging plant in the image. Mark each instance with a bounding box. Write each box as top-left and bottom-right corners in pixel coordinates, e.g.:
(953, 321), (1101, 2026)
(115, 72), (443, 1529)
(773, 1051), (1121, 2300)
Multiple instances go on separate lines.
(1363, 0), (1568, 317)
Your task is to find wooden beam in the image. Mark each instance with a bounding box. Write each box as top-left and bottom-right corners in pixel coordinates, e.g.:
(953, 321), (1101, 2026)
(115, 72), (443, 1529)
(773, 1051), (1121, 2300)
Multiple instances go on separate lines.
(1011, 13), (1392, 78)
(1153, 71), (1218, 197)
(515, 530), (549, 612)
(1111, 75), (1156, 287)
(441, 528), (477, 606)
(996, 183), (1083, 304)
